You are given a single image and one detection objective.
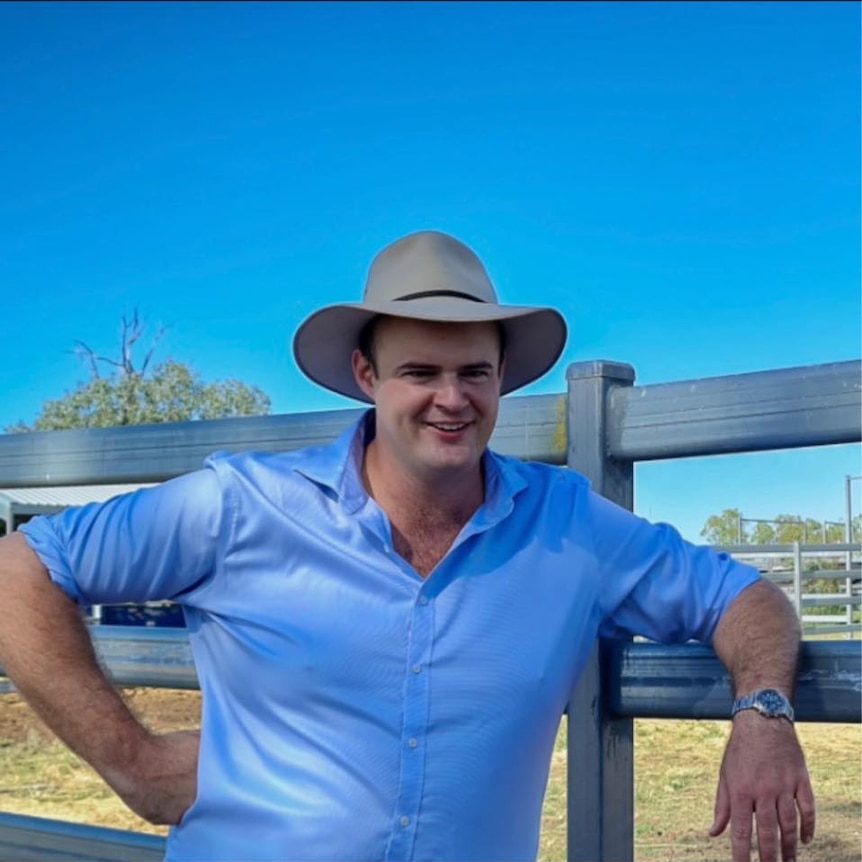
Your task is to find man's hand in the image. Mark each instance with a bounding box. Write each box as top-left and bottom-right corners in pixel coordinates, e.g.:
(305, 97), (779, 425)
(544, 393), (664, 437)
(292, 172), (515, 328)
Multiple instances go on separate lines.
(709, 711), (815, 862)
(106, 729), (201, 825)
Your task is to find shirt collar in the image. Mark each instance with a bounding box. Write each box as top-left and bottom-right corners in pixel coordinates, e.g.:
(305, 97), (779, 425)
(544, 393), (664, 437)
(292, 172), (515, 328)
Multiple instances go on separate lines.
(293, 411), (374, 514)
(294, 409), (527, 522)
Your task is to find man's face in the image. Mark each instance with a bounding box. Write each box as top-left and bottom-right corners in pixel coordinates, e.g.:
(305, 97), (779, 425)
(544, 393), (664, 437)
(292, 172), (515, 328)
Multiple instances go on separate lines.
(351, 317), (503, 485)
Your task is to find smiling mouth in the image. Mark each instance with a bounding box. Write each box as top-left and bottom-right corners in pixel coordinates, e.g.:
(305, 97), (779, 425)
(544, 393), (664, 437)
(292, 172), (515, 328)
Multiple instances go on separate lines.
(426, 421), (471, 433)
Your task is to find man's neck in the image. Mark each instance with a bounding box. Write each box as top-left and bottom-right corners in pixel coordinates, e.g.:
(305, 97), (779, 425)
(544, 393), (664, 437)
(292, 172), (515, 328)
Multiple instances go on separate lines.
(361, 442), (485, 577)
(361, 441), (485, 530)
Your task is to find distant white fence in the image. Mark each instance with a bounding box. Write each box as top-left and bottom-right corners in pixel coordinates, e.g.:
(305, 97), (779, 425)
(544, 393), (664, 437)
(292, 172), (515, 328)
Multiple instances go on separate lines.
(719, 542), (861, 636)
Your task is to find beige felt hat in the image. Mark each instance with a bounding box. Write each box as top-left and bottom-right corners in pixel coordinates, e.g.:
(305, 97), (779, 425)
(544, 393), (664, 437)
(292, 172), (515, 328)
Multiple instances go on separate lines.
(293, 230), (567, 403)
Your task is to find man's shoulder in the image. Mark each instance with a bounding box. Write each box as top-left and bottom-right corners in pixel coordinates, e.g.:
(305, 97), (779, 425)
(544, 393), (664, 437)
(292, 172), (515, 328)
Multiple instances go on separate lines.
(201, 415), (366, 502)
(203, 444), (331, 480)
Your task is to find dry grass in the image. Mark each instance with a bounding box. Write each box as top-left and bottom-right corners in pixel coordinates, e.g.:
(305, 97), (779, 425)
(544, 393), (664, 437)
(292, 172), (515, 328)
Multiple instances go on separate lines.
(0, 739), (159, 832)
(540, 719), (862, 862)
(0, 690), (858, 861)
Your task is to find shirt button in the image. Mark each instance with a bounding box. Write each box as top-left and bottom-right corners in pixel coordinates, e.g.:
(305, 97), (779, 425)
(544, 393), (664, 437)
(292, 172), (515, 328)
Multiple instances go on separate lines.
(399, 815), (410, 828)
(408, 738), (418, 749)
(419, 596), (429, 606)
(412, 664), (422, 674)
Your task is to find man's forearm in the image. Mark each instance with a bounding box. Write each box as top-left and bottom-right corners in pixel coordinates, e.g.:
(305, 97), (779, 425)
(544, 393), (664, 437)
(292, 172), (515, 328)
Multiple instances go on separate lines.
(711, 577), (801, 698)
(708, 576), (815, 861)
(0, 533), (151, 790)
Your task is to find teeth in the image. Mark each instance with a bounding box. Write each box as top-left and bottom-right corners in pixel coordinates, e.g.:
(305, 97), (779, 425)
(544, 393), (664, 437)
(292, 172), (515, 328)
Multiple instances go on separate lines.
(431, 423), (466, 431)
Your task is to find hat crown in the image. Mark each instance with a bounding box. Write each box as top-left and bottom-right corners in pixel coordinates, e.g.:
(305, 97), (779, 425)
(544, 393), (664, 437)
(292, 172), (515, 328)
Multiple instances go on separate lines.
(365, 231), (498, 305)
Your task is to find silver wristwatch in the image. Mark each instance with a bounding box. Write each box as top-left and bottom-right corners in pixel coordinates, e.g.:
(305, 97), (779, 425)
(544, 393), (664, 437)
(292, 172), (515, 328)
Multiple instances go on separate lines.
(731, 688), (795, 722)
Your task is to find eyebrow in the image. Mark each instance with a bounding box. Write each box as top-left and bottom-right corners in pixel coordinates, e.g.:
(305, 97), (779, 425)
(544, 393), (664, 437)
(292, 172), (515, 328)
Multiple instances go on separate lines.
(395, 361), (495, 372)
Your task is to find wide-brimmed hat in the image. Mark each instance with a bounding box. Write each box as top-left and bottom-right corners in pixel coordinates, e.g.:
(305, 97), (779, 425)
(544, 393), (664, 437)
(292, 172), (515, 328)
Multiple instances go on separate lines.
(293, 230), (567, 403)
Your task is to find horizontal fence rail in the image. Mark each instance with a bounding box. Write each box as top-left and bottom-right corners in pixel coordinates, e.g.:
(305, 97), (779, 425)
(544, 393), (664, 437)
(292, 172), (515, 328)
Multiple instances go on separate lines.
(607, 360), (861, 461)
(719, 542), (862, 555)
(607, 641), (861, 723)
(0, 812), (164, 861)
(3, 627), (858, 722)
(1, 359), (858, 488)
(0, 395), (567, 488)
(92, 627), (198, 689)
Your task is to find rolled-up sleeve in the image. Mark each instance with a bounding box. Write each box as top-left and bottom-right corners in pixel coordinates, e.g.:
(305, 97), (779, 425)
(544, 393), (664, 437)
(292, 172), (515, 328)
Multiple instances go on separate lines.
(587, 490), (761, 645)
(19, 465), (225, 606)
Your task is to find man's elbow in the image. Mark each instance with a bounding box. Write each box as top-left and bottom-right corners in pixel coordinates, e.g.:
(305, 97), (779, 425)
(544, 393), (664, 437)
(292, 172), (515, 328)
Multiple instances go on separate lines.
(0, 532), (62, 597)
(713, 577), (801, 651)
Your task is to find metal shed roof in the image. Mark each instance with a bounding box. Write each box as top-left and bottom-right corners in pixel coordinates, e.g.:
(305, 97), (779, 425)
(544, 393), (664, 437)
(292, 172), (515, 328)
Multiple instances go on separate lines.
(0, 484), (154, 508)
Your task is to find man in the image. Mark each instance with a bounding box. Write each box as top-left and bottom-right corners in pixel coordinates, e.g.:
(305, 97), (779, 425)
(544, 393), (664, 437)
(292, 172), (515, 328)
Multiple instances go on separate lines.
(0, 230), (813, 862)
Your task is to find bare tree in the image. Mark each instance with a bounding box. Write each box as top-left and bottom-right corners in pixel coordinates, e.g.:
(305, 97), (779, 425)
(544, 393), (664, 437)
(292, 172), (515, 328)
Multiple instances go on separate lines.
(70, 310), (168, 380)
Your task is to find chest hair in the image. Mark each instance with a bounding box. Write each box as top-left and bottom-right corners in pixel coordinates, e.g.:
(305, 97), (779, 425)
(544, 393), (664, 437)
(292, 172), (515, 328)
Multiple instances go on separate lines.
(389, 508), (470, 578)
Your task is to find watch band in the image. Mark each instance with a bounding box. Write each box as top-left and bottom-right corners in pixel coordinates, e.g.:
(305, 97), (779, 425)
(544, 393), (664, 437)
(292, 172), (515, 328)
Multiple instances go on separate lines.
(731, 688), (795, 722)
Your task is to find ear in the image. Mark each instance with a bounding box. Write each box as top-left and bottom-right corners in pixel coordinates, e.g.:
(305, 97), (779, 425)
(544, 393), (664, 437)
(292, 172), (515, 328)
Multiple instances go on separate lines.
(351, 349), (377, 401)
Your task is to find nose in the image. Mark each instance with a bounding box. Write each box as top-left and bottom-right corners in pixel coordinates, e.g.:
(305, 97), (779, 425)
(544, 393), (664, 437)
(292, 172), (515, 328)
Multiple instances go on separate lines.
(434, 375), (469, 411)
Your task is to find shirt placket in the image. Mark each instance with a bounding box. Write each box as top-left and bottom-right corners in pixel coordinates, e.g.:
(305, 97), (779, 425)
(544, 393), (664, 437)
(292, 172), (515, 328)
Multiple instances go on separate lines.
(384, 589), (434, 861)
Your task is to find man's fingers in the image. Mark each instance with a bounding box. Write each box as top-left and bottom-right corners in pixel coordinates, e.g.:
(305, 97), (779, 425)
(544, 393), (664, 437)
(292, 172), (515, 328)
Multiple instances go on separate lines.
(709, 775), (731, 837)
(777, 793), (798, 862)
(729, 800), (754, 862)
(797, 778), (816, 845)
(754, 803), (780, 862)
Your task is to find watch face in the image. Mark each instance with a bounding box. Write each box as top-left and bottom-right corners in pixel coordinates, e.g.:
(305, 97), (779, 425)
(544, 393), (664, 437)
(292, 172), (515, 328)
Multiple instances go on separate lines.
(756, 689), (787, 715)
(733, 688), (793, 721)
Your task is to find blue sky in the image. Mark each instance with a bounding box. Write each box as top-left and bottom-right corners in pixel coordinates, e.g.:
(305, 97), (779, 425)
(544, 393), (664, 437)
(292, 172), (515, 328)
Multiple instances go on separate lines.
(1, 1), (859, 541)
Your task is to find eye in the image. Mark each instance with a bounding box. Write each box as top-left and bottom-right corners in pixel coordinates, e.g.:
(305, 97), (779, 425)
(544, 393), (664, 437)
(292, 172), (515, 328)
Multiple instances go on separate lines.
(403, 369), (434, 380)
(462, 368), (491, 380)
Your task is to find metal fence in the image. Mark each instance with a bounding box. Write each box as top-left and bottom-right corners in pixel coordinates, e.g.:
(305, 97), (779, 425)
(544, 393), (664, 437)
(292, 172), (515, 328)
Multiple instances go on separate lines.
(0, 357), (858, 862)
(719, 542), (861, 636)
(563, 359), (861, 862)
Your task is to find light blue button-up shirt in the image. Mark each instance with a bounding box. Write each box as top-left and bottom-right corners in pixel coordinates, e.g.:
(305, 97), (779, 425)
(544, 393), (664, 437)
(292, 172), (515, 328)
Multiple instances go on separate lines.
(21, 413), (759, 862)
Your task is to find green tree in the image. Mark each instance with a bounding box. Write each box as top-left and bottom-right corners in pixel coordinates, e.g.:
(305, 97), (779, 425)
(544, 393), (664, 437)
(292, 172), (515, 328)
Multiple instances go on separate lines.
(701, 511), (862, 547)
(804, 518), (824, 542)
(699, 508), (744, 544)
(750, 521), (777, 545)
(822, 517), (862, 543)
(824, 522), (846, 543)
(774, 514), (805, 544)
(6, 312), (271, 432)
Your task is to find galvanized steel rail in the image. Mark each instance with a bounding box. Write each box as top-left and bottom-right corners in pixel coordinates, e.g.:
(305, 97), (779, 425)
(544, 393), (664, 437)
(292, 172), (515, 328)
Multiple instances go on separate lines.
(608, 640), (861, 723)
(0, 394), (567, 488)
(0, 812), (163, 861)
(10, 627), (862, 721)
(607, 359), (861, 461)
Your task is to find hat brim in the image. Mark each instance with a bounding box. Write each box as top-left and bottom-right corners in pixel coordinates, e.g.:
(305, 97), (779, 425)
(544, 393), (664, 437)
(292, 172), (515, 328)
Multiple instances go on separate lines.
(293, 296), (568, 403)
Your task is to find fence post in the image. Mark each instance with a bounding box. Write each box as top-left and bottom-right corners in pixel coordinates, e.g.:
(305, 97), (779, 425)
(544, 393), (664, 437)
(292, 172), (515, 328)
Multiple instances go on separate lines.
(792, 543), (803, 621)
(844, 478), (854, 633)
(565, 361), (636, 862)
